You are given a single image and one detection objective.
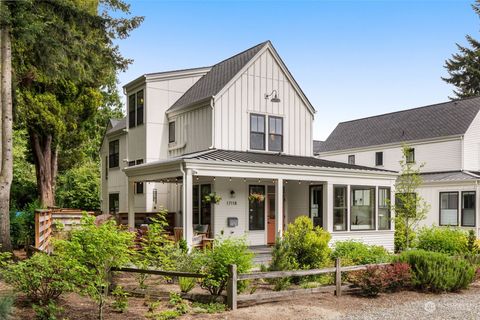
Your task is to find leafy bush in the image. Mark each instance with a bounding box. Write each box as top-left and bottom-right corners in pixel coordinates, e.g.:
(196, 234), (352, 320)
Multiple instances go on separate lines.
(199, 237), (253, 295)
(111, 286), (129, 313)
(348, 262), (411, 297)
(10, 199), (38, 249)
(331, 240), (391, 265)
(268, 216), (331, 290)
(55, 214), (135, 320)
(0, 295), (14, 320)
(398, 249), (475, 292)
(394, 215), (416, 253)
(416, 227), (468, 255)
(32, 301), (63, 320)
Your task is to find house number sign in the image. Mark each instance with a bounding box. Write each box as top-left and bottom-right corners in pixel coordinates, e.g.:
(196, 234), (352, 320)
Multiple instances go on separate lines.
(226, 200), (237, 206)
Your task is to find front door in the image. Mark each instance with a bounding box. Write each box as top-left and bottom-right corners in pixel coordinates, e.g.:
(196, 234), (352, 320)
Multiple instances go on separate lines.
(310, 185), (323, 228)
(267, 186), (276, 245)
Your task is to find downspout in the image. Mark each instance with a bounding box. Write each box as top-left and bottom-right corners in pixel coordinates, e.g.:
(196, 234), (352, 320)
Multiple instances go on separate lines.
(461, 135), (464, 171)
(209, 97), (215, 149)
(180, 163), (186, 227)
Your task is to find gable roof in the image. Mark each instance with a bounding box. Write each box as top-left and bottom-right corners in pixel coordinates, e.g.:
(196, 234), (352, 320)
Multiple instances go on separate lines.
(167, 41), (269, 112)
(313, 140), (324, 155)
(106, 117), (126, 135)
(320, 97), (480, 153)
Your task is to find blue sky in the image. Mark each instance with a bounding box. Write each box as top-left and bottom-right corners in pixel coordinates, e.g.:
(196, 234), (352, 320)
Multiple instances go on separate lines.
(116, 0), (478, 140)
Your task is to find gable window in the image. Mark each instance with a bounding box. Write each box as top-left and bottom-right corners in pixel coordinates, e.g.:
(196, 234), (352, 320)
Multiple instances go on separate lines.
(378, 187), (391, 230)
(406, 148), (415, 163)
(348, 155), (355, 165)
(109, 193), (119, 214)
(268, 116), (283, 152)
(169, 121), (176, 143)
(250, 114), (265, 150)
(108, 140), (119, 168)
(462, 191), (476, 227)
(440, 192), (458, 226)
(128, 89), (144, 128)
(351, 186), (375, 230)
(375, 152), (383, 166)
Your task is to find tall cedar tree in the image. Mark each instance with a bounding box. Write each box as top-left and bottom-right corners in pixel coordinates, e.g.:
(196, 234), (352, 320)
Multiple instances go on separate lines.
(0, 1), (14, 251)
(443, 1), (480, 98)
(6, 0), (142, 207)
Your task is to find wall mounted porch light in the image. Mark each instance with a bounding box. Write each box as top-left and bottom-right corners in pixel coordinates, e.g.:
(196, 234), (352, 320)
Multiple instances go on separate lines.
(264, 90), (281, 103)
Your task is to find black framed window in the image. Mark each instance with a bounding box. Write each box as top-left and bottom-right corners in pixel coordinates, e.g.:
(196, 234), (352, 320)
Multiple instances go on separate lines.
(250, 114), (265, 150)
(348, 155), (355, 165)
(105, 156), (108, 179)
(378, 187), (391, 230)
(406, 148), (415, 163)
(268, 116), (283, 152)
(440, 192), (459, 226)
(128, 160), (136, 167)
(333, 185), (347, 231)
(375, 152), (383, 166)
(136, 90), (144, 126)
(193, 184), (212, 225)
(108, 140), (119, 168)
(249, 185), (265, 230)
(310, 185), (323, 228)
(135, 182), (144, 194)
(136, 159), (143, 165)
(462, 191), (476, 227)
(128, 90), (144, 128)
(351, 186), (375, 230)
(169, 121), (175, 143)
(109, 193), (119, 214)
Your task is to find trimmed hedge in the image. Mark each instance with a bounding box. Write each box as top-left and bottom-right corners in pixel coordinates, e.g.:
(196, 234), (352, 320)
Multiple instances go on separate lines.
(416, 227), (468, 255)
(397, 249), (475, 292)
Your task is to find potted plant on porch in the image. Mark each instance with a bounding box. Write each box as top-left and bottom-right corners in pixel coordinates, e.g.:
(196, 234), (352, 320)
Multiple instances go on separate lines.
(248, 192), (265, 203)
(203, 192), (222, 204)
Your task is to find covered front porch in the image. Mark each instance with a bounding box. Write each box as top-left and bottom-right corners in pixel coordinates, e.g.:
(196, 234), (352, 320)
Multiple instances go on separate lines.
(123, 149), (398, 250)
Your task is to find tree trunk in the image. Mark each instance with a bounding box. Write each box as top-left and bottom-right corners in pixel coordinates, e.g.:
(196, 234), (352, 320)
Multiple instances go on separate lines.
(30, 132), (58, 208)
(0, 25), (13, 252)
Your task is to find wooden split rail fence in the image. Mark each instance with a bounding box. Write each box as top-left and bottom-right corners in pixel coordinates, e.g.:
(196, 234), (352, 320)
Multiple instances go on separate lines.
(227, 259), (389, 310)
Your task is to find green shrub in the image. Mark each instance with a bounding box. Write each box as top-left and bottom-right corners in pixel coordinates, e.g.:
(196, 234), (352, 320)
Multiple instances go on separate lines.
(10, 199), (38, 249)
(2, 253), (79, 305)
(416, 227), (468, 255)
(398, 249), (475, 292)
(191, 302), (226, 314)
(178, 277), (196, 293)
(111, 286), (129, 313)
(331, 240), (391, 265)
(0, 295), (14, 320)
(198, 237), (253, 295)
(32, 301), (63, 320)
(394, 216), (416, 253)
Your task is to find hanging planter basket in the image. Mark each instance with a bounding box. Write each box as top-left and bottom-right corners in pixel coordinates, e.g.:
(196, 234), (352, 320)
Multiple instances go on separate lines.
(203, 192), (222, 204)
(248, 193), (265, 203)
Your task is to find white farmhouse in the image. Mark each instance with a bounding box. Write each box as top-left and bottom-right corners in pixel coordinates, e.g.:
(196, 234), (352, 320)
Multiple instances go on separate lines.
(318, 98), (480, 234)
(100, 41), (398, 249)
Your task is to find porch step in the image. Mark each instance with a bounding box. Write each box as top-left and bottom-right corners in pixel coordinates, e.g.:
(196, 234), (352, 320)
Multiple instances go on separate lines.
(250, 245), (273, 268)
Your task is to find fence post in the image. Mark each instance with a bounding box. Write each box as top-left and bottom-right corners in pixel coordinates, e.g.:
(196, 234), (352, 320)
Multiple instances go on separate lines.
(227, 264), (237, 310)
(335, 258), (341, 297)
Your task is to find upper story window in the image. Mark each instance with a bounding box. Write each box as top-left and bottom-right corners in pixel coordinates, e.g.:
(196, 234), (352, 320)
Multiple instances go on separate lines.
(108, 140), (119, 168)
(169, 121), (176, 143)
(348, 155), (355, 165)
(250, 114), (265, 150)
(268, 116), (283, 152)
(406, 148), (415, 163)
(375, 151), (383, 166)
(128, 89), (144, 128)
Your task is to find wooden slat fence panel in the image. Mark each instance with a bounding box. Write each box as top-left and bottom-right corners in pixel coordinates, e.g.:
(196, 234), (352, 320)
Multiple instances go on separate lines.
(35, 209), (53, 252)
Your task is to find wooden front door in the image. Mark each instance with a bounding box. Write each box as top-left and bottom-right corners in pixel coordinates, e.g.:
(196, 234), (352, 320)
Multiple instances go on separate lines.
(267, 186), (276, 245)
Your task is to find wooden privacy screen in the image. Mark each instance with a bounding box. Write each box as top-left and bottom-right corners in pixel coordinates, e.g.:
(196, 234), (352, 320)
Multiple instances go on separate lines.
(35, 209), (53, 252)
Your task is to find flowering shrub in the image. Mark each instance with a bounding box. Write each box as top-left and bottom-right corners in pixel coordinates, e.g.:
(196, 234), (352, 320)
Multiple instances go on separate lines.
(348, 262), (411, 297)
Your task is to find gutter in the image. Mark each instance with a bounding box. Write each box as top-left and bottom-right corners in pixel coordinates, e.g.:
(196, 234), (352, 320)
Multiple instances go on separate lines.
(209, 97), (215, 149)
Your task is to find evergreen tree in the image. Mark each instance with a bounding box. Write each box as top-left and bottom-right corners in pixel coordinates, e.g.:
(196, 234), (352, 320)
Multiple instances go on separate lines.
(443, 1), (480, 98)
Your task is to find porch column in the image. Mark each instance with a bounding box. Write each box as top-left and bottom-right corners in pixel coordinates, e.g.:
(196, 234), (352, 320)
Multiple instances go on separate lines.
(127, 179), (135, 229)
(325, 182), (334, 233)
(182, 168), (193, 248)
(276, 178), (284, 239)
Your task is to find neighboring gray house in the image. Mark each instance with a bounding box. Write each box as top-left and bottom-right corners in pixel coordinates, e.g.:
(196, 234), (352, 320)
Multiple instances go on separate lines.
(100, 41), (398, 249)
(318, 97), (480, 233)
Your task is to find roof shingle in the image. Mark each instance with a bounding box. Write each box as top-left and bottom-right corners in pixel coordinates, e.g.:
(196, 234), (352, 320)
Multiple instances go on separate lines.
(167, 41), (269, 112)
(320, 97), (480, 153)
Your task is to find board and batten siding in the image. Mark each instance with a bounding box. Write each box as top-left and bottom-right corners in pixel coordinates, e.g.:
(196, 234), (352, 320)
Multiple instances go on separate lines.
(168, 105), (212, 157)
(320, 138), (463, 173)
(463, 111), (480, 171)
(330, 232), (395, 252)
(213, 49), (313, 157)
